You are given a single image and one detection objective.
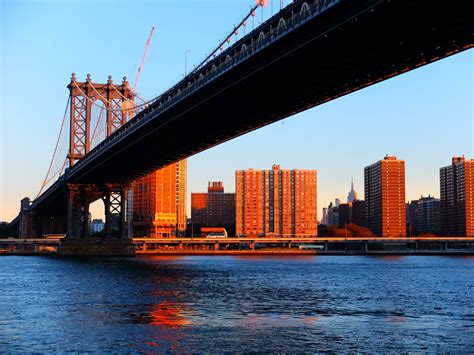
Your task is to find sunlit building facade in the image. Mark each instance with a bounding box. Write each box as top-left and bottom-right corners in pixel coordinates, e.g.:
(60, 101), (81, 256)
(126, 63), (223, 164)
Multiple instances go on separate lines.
(440, 156), (474, 236)
(191, 181), (236, 229)
(236, 165), (317, 237)
(131, 160), (187, 238)
(364, 155), (406, 237)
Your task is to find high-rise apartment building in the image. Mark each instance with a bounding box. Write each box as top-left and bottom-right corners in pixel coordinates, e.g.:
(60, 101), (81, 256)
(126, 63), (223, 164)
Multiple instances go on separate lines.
(364, 155), (406, 237)
(131, 160), (187, 238)
(407, 195), (441, 235)
(338, 203), (352, 226)
(338, 200), (366, 227)
(321, 207), (328, 225)
(440, 156), (473, 236)
(236, 165), (317, 237)
(191, 181), (236, 230)
(352, 200), (366, 227)
(327, 202), (339, 227)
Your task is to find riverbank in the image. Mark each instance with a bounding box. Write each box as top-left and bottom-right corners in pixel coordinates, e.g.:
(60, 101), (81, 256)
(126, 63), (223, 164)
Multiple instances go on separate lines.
(2, 237), (473, 256)
(2, 249), (474, 256)
(136, 249), (474, 256)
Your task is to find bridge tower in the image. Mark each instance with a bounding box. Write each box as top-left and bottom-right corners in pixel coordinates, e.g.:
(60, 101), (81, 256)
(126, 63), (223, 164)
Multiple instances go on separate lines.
(60, 74), (136, 255)
(67, 73), (135, 166)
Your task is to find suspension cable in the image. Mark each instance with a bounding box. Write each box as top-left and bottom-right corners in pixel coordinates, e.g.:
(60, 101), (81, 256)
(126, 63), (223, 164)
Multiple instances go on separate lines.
(192, 1), (264, 73)
(35, 96), (70, 199)
(90, 106), (105, 143)
(73, 81), (154, 113)
(43, 157), (68, 187)
(89, 82), (112, 105)
(110, 83), (134, 103)
(135, 93), (148, 104)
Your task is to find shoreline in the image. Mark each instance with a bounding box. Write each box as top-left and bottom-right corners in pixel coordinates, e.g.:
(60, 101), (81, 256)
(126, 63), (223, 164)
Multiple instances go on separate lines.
(136, 249), (474, 256)
(2, 249), (473, 257)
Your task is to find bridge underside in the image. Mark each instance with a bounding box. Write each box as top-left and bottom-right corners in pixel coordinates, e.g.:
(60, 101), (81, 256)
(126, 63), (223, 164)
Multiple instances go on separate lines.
(31, 0), (471, 219)
(69, 0), (471, 185)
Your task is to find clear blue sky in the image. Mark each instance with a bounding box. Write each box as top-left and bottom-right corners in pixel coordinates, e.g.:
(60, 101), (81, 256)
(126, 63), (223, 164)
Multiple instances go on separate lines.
(1, 0), (473, 222)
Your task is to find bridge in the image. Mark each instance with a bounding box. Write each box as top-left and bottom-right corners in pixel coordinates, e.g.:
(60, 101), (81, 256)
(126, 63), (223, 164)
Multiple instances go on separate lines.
(9, 0), (472, 255)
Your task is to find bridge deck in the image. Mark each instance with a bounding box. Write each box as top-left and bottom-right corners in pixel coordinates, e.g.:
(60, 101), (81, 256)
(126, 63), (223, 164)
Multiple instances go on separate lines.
(30, 0), (472, 216)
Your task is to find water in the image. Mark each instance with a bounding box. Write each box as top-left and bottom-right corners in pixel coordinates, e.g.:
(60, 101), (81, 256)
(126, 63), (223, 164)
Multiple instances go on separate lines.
(0, 256), (473, 352)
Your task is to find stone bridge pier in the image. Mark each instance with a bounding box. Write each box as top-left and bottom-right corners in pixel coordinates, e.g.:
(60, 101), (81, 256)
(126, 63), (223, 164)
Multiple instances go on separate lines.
(59, 183), (135, 256)
(19, 198), (67, 238)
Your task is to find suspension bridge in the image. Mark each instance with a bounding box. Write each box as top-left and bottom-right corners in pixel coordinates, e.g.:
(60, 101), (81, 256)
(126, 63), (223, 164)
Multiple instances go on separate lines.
(7, 0), (473, 255)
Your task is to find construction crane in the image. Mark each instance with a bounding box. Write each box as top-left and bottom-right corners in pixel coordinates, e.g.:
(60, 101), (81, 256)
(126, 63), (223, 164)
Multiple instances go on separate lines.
(132, 26), (155, 93)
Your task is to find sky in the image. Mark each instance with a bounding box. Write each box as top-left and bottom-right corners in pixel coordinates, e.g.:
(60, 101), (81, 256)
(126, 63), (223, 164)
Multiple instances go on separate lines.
(1, 0), (473, 222)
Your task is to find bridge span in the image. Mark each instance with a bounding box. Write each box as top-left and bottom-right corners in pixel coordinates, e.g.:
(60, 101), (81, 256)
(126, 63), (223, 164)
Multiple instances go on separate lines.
(11, 0), (473, 254)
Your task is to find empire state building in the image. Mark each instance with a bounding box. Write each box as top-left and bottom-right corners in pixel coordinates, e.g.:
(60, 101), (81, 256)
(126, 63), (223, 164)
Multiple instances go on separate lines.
(347, 178), (358, 203)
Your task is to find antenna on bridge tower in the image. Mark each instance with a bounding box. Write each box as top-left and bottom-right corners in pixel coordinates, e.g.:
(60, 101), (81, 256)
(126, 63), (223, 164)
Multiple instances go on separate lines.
(133, 26), (155, 93)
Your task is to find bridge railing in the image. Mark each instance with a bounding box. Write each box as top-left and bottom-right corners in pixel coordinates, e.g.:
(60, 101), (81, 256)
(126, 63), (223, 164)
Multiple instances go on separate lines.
(69, 0), (340, 177)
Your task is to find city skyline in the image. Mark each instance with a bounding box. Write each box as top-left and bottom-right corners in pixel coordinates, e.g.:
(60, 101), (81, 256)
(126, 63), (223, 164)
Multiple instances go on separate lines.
(1, 0), (473, 222)
(0, 1), (472, 353)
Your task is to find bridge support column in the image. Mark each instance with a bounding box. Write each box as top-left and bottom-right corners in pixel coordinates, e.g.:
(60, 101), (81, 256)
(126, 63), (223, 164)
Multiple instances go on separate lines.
(66, 184), (94, 239)
(103, 184), (129, 240)
(60, 183), (134, 257)
(19, 197), (32, 238)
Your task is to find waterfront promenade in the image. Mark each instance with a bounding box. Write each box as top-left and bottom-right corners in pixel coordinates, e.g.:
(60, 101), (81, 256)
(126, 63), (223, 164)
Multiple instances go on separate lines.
(1, 237), (473, 256)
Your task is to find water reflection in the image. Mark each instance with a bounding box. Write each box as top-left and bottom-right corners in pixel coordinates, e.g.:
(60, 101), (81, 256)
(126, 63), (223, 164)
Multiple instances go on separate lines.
(372, 255), (405, 261)
(143, 255), (184, 262)
(232, 255), (317, 261)
(0, 256), (473, 352)
(149, 301), (191, 327)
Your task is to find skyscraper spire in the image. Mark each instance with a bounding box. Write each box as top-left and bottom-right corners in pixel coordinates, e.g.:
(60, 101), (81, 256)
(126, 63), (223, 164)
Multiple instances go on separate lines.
(347, 178), (358, 203)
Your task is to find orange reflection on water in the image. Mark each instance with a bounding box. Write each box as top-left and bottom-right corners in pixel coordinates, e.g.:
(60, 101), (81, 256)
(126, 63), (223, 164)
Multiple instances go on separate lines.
(142, 255), (184, 261)
(149, 301), (191, 328)
(374, 255), (405, 261)
(301, 316), (320, 324)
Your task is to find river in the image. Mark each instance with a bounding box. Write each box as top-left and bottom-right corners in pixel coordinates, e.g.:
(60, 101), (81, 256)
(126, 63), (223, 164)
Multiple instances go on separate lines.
(0, 256), (473, 352)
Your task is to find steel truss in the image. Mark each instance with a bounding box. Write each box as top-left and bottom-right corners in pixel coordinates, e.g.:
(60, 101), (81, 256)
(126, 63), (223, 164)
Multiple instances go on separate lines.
(68, 73), (135, 166)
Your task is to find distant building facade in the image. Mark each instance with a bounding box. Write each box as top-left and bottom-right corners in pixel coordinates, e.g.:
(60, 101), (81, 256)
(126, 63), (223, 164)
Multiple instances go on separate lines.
(90, 219), (105, 234)
(321, 208), (328, 225)
(326, 201), (339, 227)
(336, 200), (366, 228)
(406, 195), (441, 235)
(338, 203), (352, 226)
(352, 200), (366, 227)
(191, 181), (236, 230)
(131, 160), (187, 238)
(440, 156), (473, 236)
(364, 155), (406, 237)
(236, 165), (317, 237)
